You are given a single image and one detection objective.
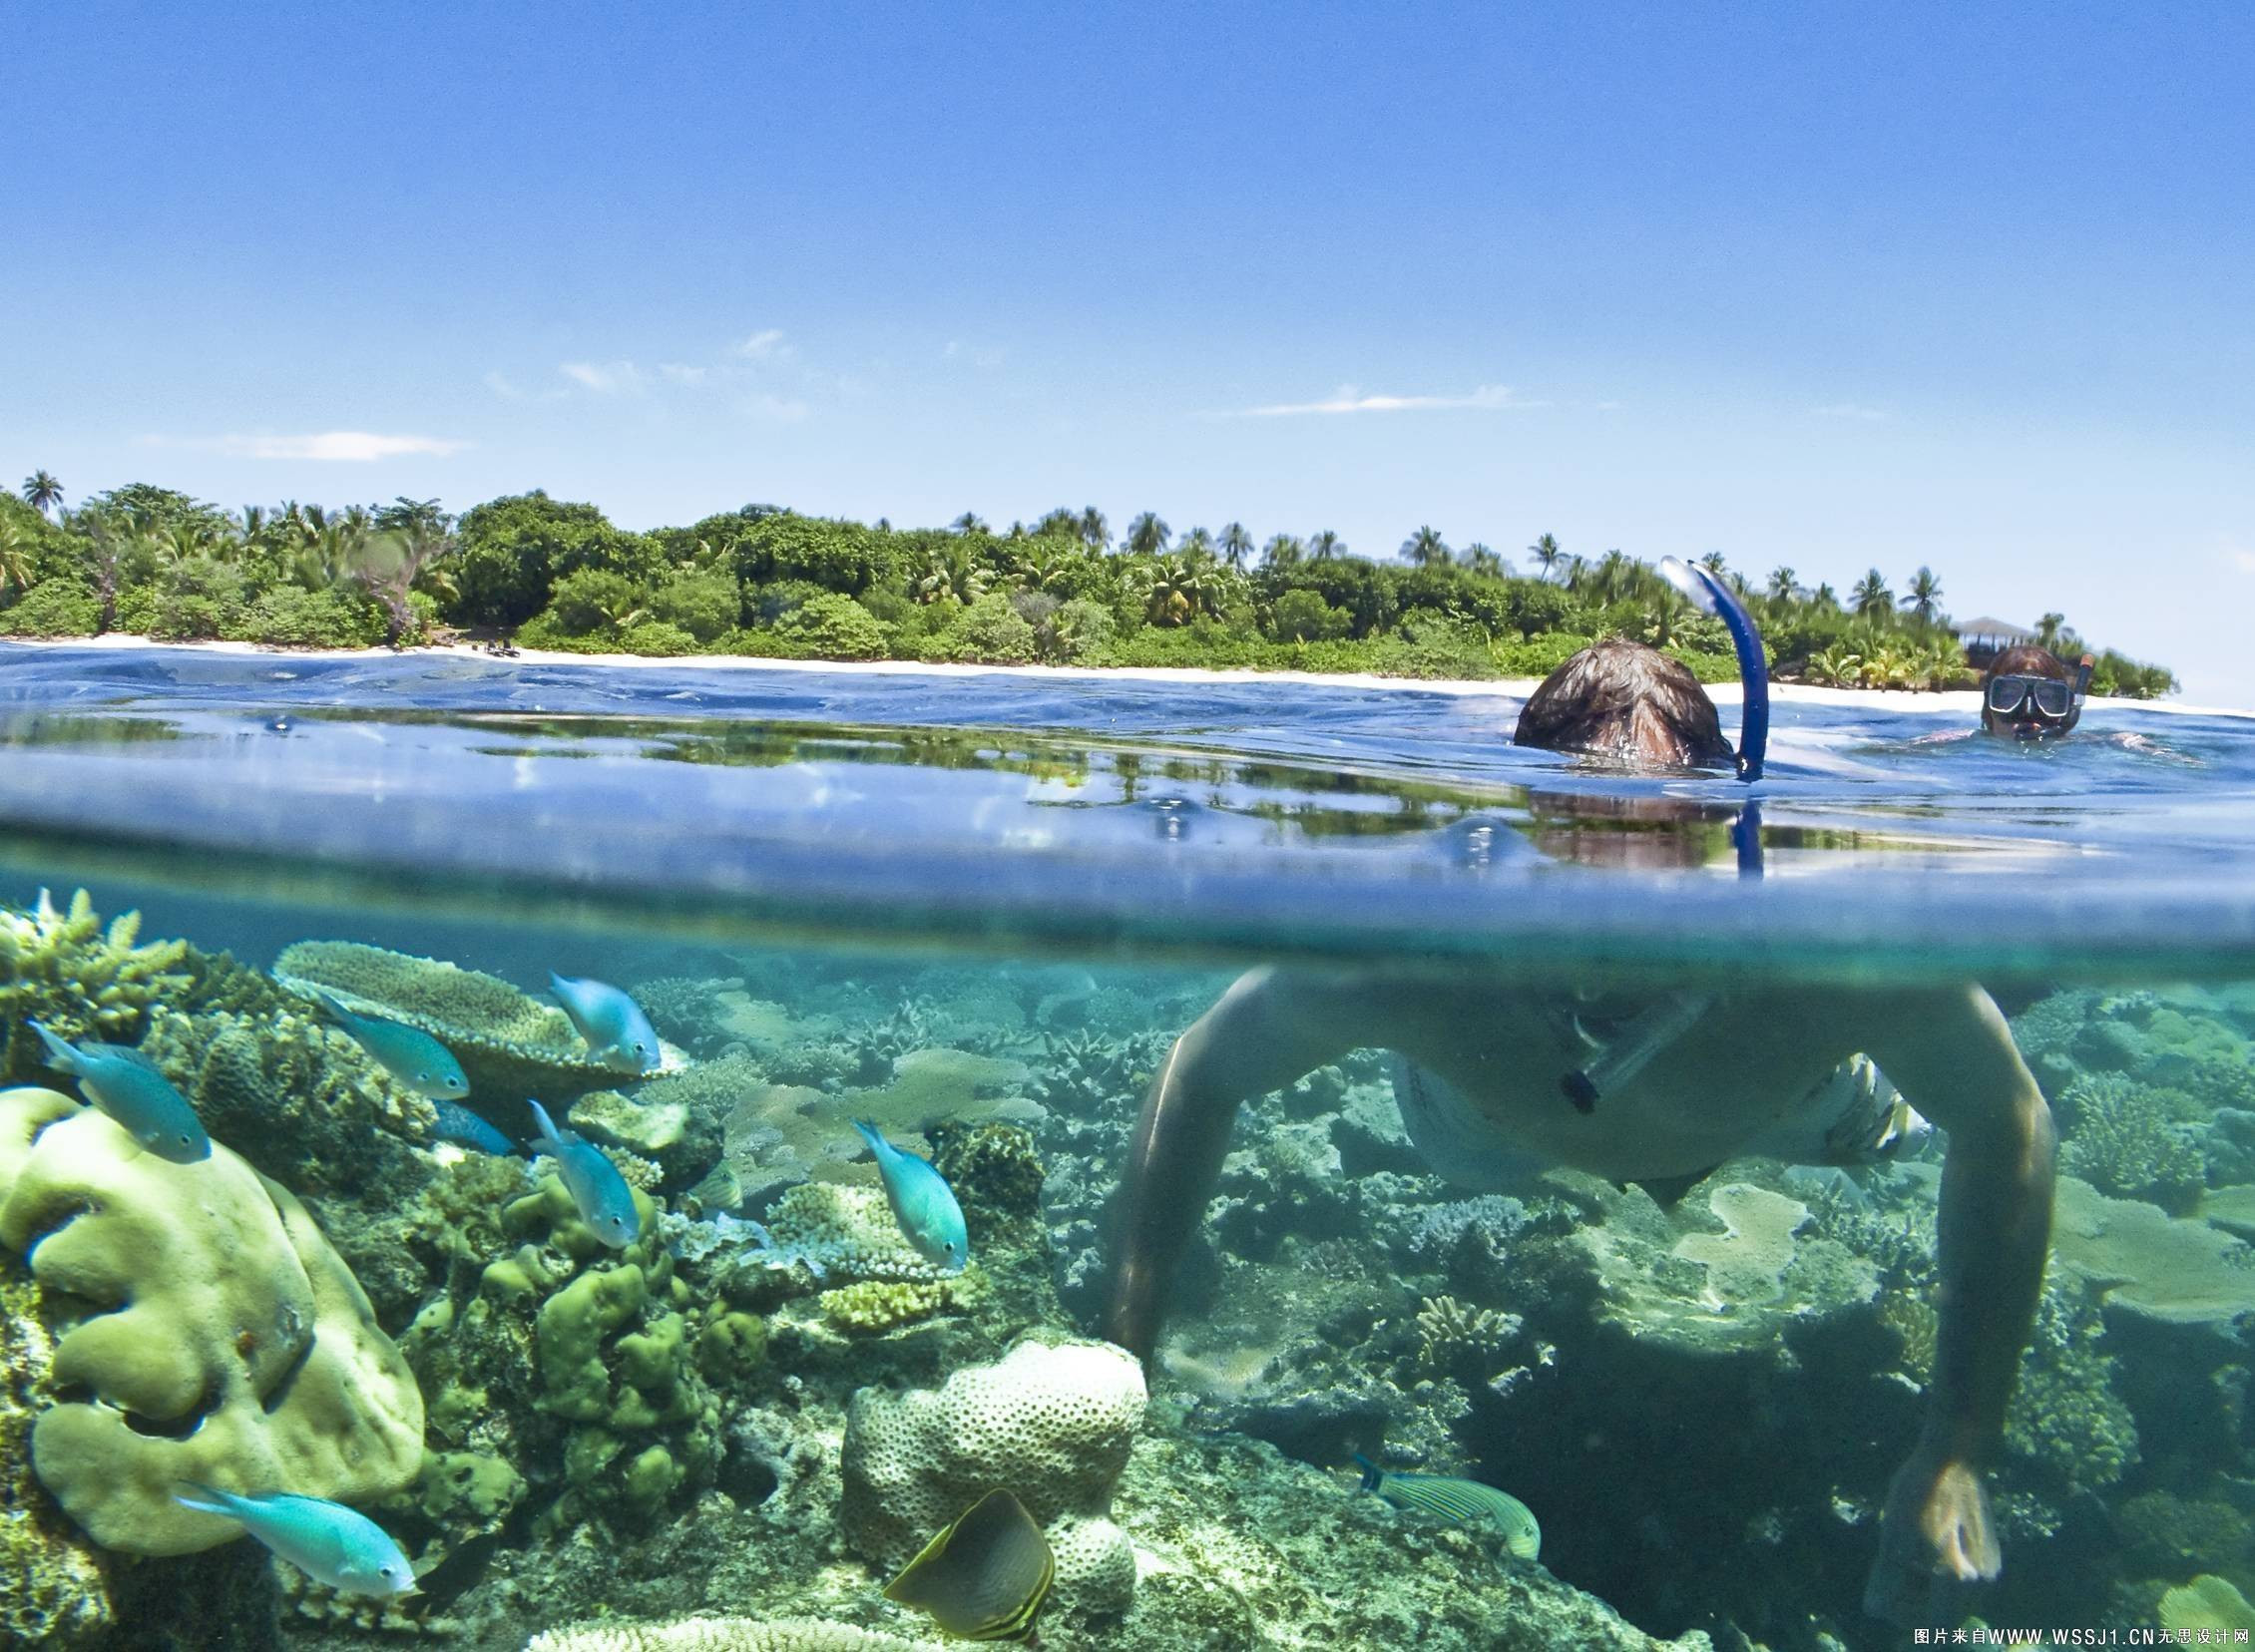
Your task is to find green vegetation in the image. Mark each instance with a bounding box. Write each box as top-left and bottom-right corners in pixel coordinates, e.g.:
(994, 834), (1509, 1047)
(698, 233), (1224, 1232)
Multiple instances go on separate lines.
(0, 474), (2178, 695)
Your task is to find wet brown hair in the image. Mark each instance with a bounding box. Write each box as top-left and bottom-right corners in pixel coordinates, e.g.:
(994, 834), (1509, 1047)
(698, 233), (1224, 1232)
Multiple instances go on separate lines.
(1513, 638), (1735, 767)
(1981, 644), (2079, 736)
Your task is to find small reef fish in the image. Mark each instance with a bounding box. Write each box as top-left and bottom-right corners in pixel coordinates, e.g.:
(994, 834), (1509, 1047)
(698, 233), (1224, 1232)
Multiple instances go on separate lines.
(306, 987), (470, 1099)
(28, 1021), (211, 1163)
(431, 1098), (515, 1156)
(1355, 1456), (1542, 1560)
(528, 1098), (642, 1247)
(852, 1119), (969, 1271)
(548, 973), (663, 1074)
(884, 1487), (1054, 1642)
(172, 1483), (416, 1596)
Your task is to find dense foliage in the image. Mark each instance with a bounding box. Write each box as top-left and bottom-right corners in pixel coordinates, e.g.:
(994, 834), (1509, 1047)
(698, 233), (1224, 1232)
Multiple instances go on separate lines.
(0, 475), (2178, 696)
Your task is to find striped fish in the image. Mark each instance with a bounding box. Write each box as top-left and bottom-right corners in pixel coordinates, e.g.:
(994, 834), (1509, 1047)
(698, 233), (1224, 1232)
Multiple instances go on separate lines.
(884, 1488), (1054, 1642)
(1355, 1456), (1541, 1560)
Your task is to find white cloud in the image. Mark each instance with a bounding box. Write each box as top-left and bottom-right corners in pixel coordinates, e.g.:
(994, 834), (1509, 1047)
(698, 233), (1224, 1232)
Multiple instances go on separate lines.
(1216, 383), (1539, 418)
(659, 363), (708, 385)
(944, 339), (1006, 370)
(484, 371), (526, 400)
(560, 360), (647, 394)
(194, 432), (466, 462)
(2222, 540), (2255, 575)
(733, 329), (790, 361)
(1814, 402), (1891, 421)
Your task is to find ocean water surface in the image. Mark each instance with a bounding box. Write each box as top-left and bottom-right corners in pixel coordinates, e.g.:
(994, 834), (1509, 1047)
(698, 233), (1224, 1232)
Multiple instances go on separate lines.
(5, 642), (2255, 1650)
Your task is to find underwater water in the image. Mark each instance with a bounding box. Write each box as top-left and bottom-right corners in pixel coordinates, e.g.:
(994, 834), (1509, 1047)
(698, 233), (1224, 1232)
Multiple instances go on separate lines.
(7, 643), (2255, 1650)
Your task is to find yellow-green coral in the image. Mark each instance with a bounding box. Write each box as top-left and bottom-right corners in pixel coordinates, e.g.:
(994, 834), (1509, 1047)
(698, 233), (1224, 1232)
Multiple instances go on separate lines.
(2160, 1574), (2255, 1632)
(0, 889), (191, 1078)
(0, 1086), (425, 1556)
(817, 1274), (985, 1335)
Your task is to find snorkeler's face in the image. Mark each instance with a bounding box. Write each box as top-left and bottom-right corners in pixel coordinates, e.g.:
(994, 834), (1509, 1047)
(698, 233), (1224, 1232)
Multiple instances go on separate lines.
(1983, 673), (2079, 740)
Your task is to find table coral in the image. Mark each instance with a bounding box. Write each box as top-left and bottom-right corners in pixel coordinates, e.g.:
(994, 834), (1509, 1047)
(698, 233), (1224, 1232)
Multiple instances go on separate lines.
(841, 1338), (1145, 1616)
(2049, 1174), (2255, 1325)
(275, 939), (674, 1100)
(0, 1085), (425, 1555)
(0, 888), (191, 1078)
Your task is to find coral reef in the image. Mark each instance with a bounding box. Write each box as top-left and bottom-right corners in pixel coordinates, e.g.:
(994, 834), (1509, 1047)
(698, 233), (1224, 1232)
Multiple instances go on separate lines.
(0, 888), (192, 1077)
(0, 1085), (425, 1555)
(2055, 1071), (2207, 1212)
(275, 940), (668, 1100)
(841, 1339), (1145, 1618)
(2049, 1175), (2255, 1326)
(531, 1622), (930, 1652)
(0, 1256), (113, 1648)
(2159, 1574), (2255, 1633)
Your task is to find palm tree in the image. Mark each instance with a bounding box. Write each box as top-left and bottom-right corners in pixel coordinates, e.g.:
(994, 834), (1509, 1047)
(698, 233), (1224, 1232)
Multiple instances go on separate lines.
(2035, 613), (2066, 651)
(352, 519), (459, 646)
(1458, 543), (1508, 578)
(1766, 567), (1799, 603)
(1263, 534), (1305, 568)
(0, 517), (34, 595)
(1400, 525), (1451, 568)
(1809, 583), (1840, 611)
(1697, 551), (1728, 577)
(1125, 513), (1170, 558)
(1528, 533), (1564, 581)
(21, 471), (62, 517)
(1900, 567), (1944, 623)
(1219, 523), (1253, 570)
(1079, 506), (1110, 554)
(1306, 530), (1345, 562)
(950, 512), (988, 536)
(1178, 527), (1216, 562)
(1852, 570), (1893, 619)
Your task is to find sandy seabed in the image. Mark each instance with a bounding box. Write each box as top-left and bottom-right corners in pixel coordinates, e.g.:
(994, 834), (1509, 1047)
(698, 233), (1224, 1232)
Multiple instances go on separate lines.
(7, 631), (2247, 719)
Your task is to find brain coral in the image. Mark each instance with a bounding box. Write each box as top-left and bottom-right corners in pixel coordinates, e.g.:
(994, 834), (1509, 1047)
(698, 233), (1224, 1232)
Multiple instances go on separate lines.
(0, 1086), (425, 1554)
(528, 1619), (927, 1652)
(841, 1338), (1145, 1615)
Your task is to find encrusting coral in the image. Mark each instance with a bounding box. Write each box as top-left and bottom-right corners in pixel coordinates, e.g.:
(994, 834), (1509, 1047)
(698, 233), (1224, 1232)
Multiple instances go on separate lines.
(0, 888), (191, 1078)
(841, 1338), (1145, 1618)
(0, 1085), (425, 1555)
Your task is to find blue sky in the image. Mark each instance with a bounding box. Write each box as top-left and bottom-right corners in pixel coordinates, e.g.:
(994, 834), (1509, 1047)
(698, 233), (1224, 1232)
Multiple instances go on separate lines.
(6, 3), (2252, 699)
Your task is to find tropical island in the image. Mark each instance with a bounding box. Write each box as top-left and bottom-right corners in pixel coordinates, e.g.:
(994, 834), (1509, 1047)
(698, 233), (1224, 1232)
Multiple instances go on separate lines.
(0, 472), (2178, 696)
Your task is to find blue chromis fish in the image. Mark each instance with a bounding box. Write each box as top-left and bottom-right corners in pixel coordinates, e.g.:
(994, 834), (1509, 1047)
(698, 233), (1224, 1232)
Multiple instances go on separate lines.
(528, 1099), (642, 1247)
(852, 1119), (968, 1271)
(306, 988), (470, 1100)
(28, 1022), (211, 1163)
(1355, 1456), (1541, 1560)
(548, 973), (663, 1074)
(431, 1098), (515, 1156)
(172, 1483), (415, 1595)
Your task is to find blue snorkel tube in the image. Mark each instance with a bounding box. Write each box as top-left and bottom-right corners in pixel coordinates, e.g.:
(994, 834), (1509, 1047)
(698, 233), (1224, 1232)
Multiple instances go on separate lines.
(1657, 558), (1769, 783)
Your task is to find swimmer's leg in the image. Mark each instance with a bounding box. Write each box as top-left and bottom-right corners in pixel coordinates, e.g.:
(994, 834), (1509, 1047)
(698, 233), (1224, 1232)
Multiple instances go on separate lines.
(1103, 966), (1371, 1361)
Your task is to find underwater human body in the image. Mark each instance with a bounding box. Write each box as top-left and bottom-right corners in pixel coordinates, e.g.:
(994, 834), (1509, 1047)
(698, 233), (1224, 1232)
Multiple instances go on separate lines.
(1104, 572), (2057, 1624)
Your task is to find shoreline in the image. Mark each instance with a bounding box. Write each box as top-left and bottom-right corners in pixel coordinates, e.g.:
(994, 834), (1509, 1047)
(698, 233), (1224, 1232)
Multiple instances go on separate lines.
(4, 631), (2244, 718)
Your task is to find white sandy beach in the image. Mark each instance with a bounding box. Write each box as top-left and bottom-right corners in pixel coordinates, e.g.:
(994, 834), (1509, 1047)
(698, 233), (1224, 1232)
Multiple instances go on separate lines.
(7, 632), (2246, 719)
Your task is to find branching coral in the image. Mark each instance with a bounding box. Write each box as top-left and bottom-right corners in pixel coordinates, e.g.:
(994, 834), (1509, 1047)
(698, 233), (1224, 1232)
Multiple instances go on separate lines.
(0, 889), (191, 1079)
(2057, 1072), (2207, 1213)
(2003, 1281), (2138, 1509)
(817, 1275), (985, 1335)
(530, 1619), (928, 1652)
(1, 1258), (112, 1648)
(1413, 1294), (1522, 1368)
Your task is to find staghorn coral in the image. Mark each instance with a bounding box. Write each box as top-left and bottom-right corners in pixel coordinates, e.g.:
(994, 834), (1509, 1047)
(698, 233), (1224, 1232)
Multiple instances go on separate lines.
(0, 888), (192, 1078)
(0, 1086), (424, 1555)
(2057, 1071), (2206, 1212)
(274, 939), (673, 1100)
(841, 1338), (1145, 1617)
(530, 1620), (929, 1652)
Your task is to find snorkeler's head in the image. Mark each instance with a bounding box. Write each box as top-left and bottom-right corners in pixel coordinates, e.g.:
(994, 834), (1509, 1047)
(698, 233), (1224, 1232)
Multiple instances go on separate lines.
(1513, 639), (1737, 768)
(1981, 644), (2086, 740)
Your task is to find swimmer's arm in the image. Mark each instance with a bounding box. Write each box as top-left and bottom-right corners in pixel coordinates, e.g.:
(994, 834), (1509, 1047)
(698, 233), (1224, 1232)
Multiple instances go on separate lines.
(1857, 985), (2055, 1601)
(1103, 966), (1371, 1361)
